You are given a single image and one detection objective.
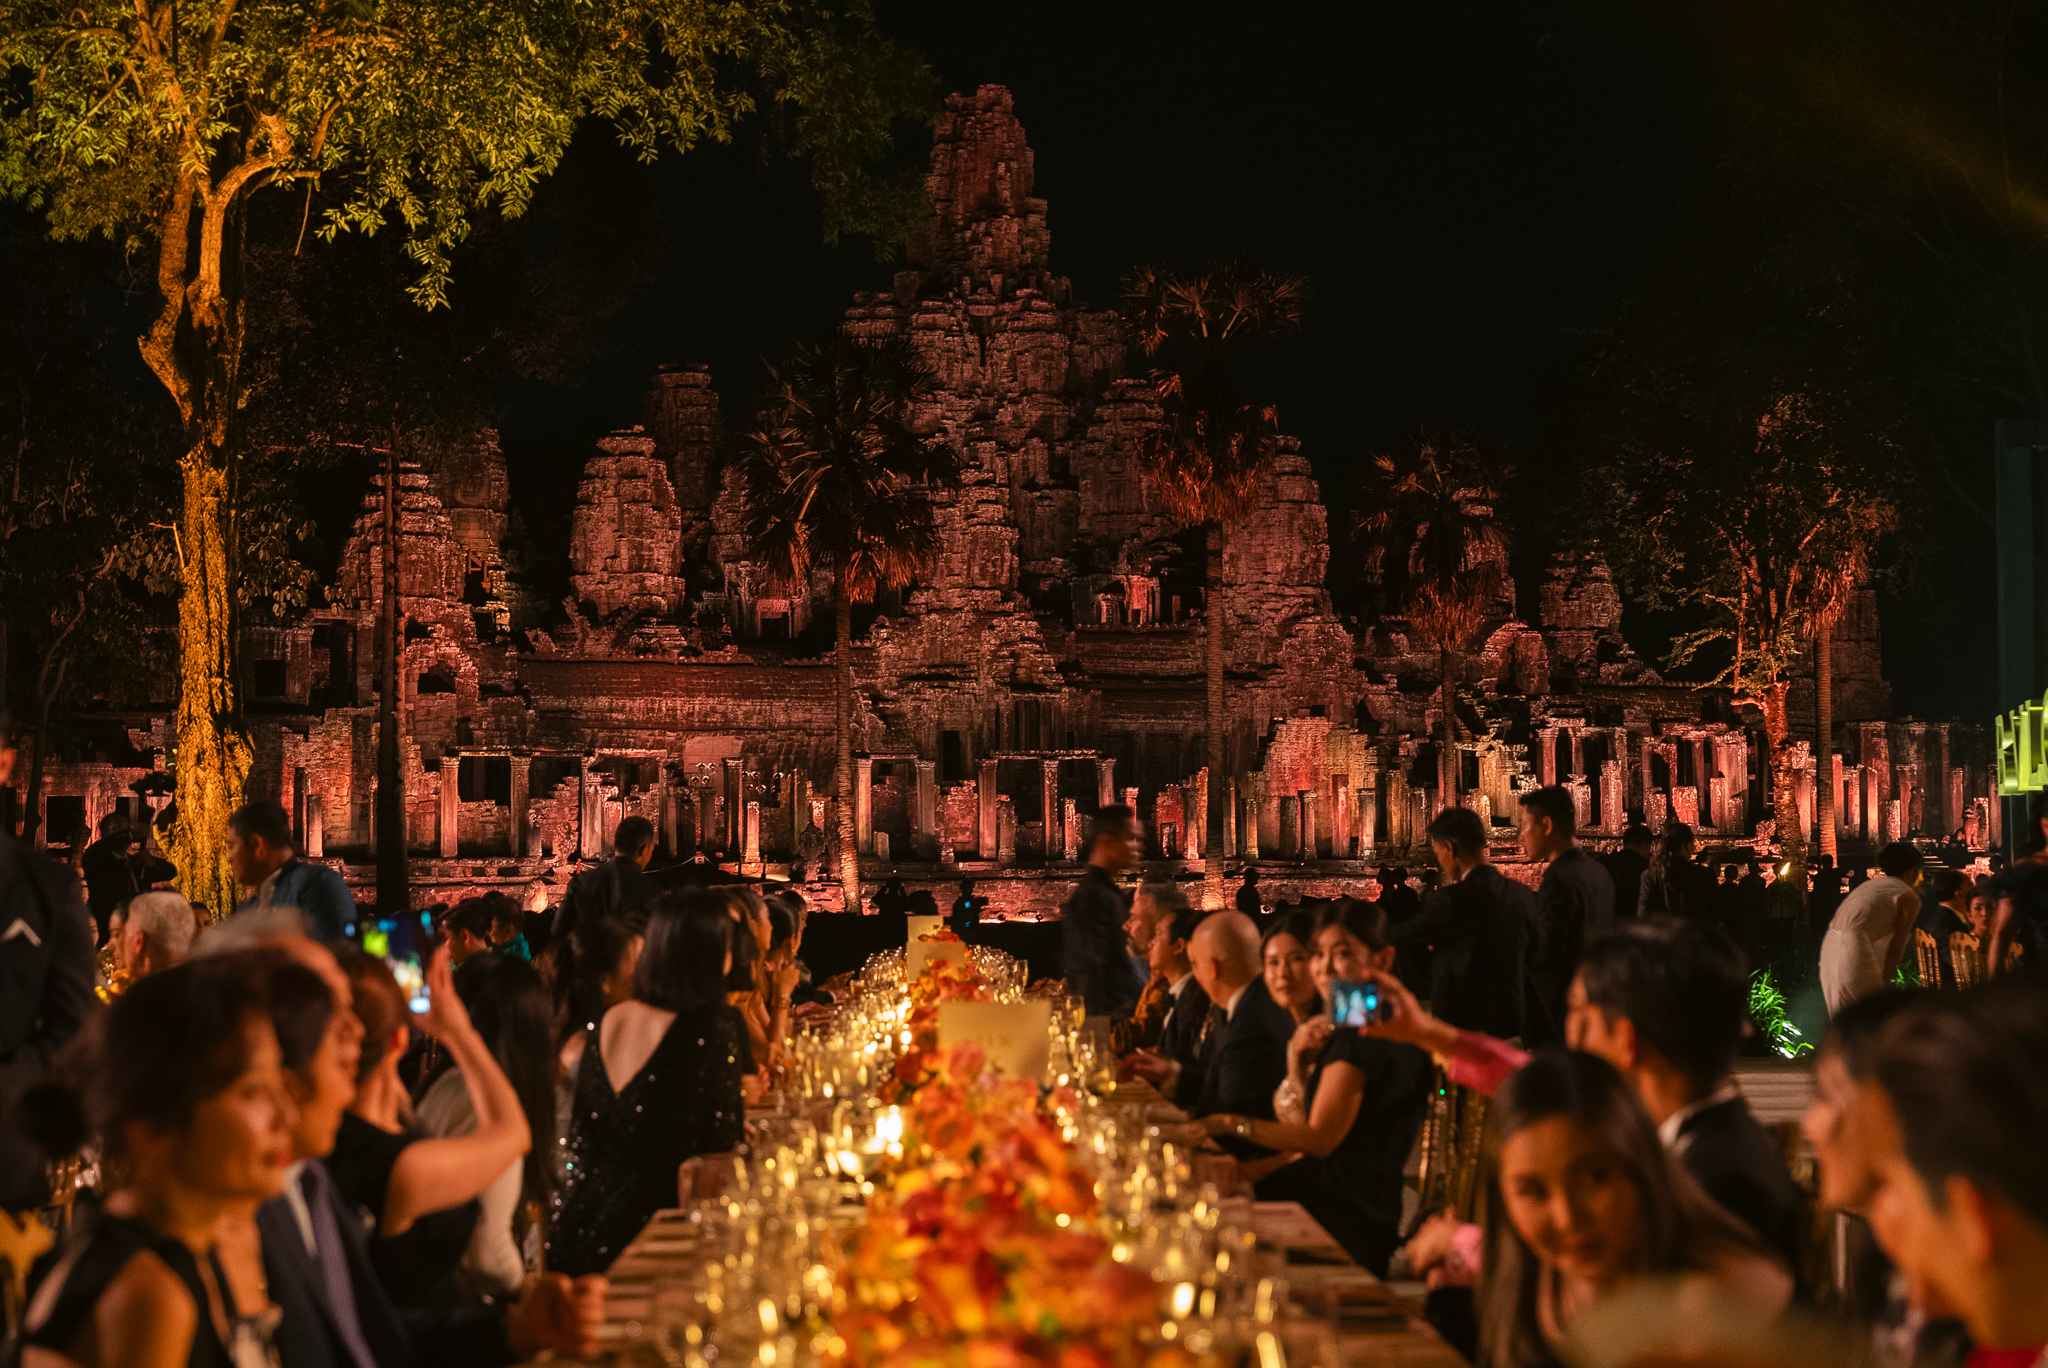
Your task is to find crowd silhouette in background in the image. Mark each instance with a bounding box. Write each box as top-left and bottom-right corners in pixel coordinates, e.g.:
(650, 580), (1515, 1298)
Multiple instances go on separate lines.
(5, 680), (2048, 1368)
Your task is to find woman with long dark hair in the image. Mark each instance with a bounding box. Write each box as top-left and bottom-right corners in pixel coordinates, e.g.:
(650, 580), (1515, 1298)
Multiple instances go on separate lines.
(1476, 1051), (1790, 1368)
(18, 954), (300, 1367)
(416, 953), (557, 1297)
(548, 889), (746, 1277)
(1260, 910), (1322, 1026)
(1201, 899), (1431, 1274)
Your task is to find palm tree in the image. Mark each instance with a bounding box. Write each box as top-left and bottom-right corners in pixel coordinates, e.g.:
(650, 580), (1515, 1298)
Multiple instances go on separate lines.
(742, 334), (960, 916)
(1124, 263), (1304, 909)
(1360, 441), (1507, 809)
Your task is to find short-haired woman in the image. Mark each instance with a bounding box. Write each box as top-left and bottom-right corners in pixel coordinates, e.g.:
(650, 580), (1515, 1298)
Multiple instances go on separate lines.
(19, 954), (299, 1368)
(547, 889), (746, 1277)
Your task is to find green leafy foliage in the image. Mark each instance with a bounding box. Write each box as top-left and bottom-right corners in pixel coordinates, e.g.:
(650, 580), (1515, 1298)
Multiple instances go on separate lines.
(1747, 968), (1814, 1059)
(1, 0), (934, 307)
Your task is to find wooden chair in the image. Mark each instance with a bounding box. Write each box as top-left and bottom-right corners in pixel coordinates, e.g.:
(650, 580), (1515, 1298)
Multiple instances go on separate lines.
(1416, 1070), (1490, 1221)
(1950, 931), (1987, 987)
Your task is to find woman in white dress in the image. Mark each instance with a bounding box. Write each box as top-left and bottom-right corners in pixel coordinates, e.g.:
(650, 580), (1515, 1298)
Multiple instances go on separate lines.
(1819, 843), (1923, 1017)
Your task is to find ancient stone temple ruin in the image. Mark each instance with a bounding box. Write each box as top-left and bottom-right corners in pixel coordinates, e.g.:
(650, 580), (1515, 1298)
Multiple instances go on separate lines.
(23, 86), (1999, 912)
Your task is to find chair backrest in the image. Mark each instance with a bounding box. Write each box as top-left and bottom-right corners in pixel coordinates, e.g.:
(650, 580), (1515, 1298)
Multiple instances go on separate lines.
(1951, 931), (1986, 988)
(1914, 927), (1943, 988)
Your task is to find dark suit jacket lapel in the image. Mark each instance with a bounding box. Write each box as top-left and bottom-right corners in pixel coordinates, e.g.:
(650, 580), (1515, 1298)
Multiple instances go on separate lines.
(258, 1195), (350, 1368)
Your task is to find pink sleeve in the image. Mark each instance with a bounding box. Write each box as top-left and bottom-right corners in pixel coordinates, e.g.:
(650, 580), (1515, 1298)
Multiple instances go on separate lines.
(1441, 1221), (1484, 1286)
(1444, 1031), (1530, 1097)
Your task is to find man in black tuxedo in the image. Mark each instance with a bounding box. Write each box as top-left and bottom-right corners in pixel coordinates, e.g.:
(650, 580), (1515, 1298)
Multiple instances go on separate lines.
(1392, 806), (1535, 1042)
(1132, 910), (1293, 1149)
(1145, 898), (1212, 1072)
(1566, 919), (1805, 1271)
(215, 922), (603, 1367)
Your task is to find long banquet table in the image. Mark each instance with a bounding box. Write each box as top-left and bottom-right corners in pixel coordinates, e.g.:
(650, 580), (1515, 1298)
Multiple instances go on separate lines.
(540, 945), (1466, 1366)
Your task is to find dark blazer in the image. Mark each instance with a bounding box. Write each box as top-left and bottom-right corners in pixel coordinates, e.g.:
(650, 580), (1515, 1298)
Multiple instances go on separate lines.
(1675, 1096), (1805, 1274)
(258, 1166), (511, 1368)
(1599, 848), (1648, 923)
(1059, 866), (1141, 1017)
(1529, 847), (1616, 1044)
(258, 1171), (412, 1368)
(1156, 977), (1213, 1075)
(1185, 977), (1295, 1129)
(1392, 864), (1534, 1041)
(0, 833), (94, 1209)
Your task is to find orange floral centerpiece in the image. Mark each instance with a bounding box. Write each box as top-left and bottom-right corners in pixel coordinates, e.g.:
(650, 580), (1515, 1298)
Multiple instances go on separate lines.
(831, 1042), (1174, 1365)
(883, 954), (995, 1102)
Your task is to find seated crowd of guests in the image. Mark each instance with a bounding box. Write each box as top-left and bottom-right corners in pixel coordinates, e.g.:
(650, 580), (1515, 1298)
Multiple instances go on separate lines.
(1, 800), (827, 1367)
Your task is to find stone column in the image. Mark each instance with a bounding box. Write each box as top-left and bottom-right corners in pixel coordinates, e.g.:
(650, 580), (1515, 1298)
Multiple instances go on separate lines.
(1335, 784), (1354, 858)
(1063, 799), (1082, 860)
(1537, 726), (1559, 788)
(1242, 778), (1262, 859)
(1863, 765), (1881, 844)
(723, 758), (744, 854)
(978, 759), (999, 860)
(509, 755), (531, 857)
(1639, 734), (1656, 823)
(1934, 725), (1953, 833)
(1040, 759), (1060, 863)
(1224, 779), (1239, 858)
(1693, 735), (1712, 805)
(305, 795), (325, 860)
(1096, 757), (1116, 810)
(1301, 790), (1319, 860)
(438, 760), (460, 858)
(743, 800), (762, 868)
(1568, 727), (1585, 780)
(292, 765), (309, 848)
(1600, 759), (1625, 834)
(577, 756), (596, 859)
(913, 760), (938, 860)
(854, 755), (874, 855)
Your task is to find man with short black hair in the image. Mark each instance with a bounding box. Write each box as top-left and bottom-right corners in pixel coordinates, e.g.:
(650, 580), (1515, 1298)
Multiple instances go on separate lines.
(1146, 900), (1211, 1070)
(1391, 807), (1533, 1040)
(1519, 784), (1615, 1044)
(1060, 805), (1142, 1017)
(1822, 841), (1924, 1016)
(230, 799), (359, 941)
(1600, 823), (1655, 923)
(1568, 919), (1802, 1268)
(551, 816), (656, 942)
(1235, 866), (1262, 918)
(1852, 983), (2048, 1355)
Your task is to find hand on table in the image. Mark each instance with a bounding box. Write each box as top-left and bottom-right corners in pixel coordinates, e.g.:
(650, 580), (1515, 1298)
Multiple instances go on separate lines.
(1126, 1049), (1176, 1088)
(506, 1273), (606, 1359)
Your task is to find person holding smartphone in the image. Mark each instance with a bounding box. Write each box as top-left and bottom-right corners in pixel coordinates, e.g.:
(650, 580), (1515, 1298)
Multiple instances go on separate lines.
(1199, 898), (1431, 1275)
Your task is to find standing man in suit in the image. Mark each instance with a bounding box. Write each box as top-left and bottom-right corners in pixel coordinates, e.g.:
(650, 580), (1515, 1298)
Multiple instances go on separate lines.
(0, 708), (96, 1212)
(1060, 805), (1143, 1018)
(1519, 785), (1615, 1045)
(1566, 919), (1804, 1269)
(1392, 806), (1534, 1042)
(1600, 824), (1655, 924)
(229, 800), (359, 941)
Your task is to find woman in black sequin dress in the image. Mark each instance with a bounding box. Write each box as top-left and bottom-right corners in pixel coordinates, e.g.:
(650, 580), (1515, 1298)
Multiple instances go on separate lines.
(547, 889), (746, 1276)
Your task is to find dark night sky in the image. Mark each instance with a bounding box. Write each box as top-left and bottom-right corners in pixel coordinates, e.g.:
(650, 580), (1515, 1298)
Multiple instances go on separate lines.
(5, 2), (2005, 724)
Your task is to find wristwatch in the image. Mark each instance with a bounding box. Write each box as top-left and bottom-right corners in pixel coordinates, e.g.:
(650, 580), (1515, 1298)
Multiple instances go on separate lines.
(1231, 1116), (1253, 1141)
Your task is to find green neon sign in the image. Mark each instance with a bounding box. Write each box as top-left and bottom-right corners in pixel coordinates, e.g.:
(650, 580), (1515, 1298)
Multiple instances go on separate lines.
(1996, 691), (2048, 795)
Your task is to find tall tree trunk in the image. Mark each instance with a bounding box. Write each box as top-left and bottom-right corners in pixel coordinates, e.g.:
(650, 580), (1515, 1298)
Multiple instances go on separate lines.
(1203, 524), (1226, 910)
(375, 441), (408, 918)
(144, 179), (252, 923)
(833, 578), (861, 916)
(1814, 620), (1837, 862)
(1759, 682), (1804, 870)
(167, 453), (250, 919)
(1439, 645), (1459, 809)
